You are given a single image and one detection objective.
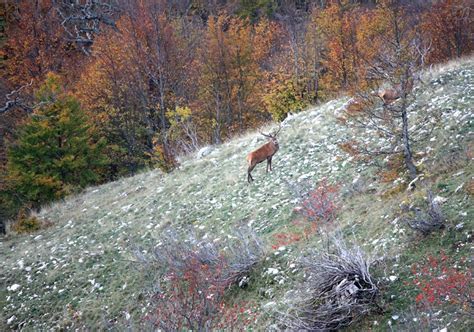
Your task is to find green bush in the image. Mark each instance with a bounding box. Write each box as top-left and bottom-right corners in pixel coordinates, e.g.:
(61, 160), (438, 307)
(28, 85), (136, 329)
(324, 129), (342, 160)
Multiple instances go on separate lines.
(263, 79), (308, 122)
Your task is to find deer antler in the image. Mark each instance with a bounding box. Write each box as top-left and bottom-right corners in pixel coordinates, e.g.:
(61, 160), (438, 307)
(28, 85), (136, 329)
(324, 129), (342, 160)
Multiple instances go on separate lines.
(273, 124), (282, 137)
(260, 123), (281, 138)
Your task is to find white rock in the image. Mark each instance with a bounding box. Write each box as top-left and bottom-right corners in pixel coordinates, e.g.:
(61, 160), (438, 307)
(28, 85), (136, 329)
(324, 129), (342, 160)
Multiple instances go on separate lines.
(263, 301), (276, 309)
(389, 276), (398, 282)
(433, 196), (448, 204)
(7, 284), (21, 292)
(197, 146), (214, 159)
(7, 316), (16, 324)
(454, 183), (464, 193)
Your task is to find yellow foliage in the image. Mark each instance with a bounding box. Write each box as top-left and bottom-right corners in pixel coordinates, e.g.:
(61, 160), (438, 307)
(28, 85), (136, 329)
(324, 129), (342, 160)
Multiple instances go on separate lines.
(12, 209), (41, 233)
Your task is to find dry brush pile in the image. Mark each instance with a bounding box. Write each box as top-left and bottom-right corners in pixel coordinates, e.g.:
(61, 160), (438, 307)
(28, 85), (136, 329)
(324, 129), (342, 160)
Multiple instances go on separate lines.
(280, 237), (380, 331)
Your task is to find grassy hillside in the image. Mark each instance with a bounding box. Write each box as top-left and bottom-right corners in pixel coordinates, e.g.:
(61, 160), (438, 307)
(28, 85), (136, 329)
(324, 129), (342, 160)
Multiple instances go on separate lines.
(1, 58), (473, 330)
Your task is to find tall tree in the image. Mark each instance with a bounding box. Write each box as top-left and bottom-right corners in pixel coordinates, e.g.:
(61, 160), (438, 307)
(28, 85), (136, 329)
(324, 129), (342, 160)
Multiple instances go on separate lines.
(4, 73), (107, 211)
(316, 0), (360, 91)
(344, 0), (427, 180)
(421, 0), (473, 64)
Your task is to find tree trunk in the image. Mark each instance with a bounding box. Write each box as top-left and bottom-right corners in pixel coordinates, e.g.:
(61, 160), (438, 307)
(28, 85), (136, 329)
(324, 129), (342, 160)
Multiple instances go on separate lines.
(401, 108), (417, 180)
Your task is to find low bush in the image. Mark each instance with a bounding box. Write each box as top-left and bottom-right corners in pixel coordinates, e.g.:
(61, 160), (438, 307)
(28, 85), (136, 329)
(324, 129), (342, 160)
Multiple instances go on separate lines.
(403, 190), (445, 235)
(288, 179), (340, 225)
(136, 228), (264, 330)
(11, 208), (41, 233)
(411, 252), (472, 308)
(280, 237), (380, 330)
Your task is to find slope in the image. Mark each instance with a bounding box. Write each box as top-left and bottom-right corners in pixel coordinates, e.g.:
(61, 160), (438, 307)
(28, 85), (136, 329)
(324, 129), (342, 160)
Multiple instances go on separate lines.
(1, 58), (473, 330)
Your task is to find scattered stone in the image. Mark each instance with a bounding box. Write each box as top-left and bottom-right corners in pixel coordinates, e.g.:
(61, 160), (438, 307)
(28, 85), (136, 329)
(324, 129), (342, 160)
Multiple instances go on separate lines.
(239, 276), (250, 288)
(433, 196), (448, 204)
(454, 183), (464, 193)
(7, 284), (21, 292)
(455, 223), (464, 230)
(197, 146), (214, 159)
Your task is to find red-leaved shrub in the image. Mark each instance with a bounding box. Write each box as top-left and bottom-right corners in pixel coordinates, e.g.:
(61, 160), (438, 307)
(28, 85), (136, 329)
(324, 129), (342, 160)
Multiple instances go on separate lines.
(271, 220), (318, 250)
(295, 179), (339, 224)
(140, 229), (264, 330)
(411, 252), (472, 307)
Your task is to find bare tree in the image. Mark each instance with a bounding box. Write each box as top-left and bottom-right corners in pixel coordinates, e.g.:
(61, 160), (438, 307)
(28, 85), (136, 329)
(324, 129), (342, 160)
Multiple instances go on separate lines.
(343, 1), (432, 180)
(54, 0), (120, 55)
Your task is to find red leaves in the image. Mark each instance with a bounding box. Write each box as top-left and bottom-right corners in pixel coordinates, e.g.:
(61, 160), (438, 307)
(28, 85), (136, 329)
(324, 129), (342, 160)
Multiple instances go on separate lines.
(271, 231), (303, 250)
(412, 253), (472, 307)
(297, 179), (340, 224)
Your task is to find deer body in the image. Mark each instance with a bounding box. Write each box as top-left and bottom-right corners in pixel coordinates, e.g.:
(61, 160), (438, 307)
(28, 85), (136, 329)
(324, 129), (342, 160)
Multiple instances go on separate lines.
(378, 87), (401, 104)
(378, 79), (414, 105)
(247, 127), (281, 183)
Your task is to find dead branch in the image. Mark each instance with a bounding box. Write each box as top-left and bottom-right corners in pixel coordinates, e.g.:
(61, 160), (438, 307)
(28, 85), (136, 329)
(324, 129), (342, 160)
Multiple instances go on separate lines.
(404, 190), (445, 235)
(0, 80), (33, 114)
(279, 237), (380, 331)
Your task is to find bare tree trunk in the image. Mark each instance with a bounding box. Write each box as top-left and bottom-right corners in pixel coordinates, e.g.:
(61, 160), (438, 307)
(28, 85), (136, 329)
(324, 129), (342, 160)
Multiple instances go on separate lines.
(401, 107), (417, 180)
(214, 90), (222, 144)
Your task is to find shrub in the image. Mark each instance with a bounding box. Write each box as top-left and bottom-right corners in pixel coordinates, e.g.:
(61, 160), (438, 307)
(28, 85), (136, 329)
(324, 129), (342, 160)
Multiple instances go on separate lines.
(403, 190), (445, 235)
(11, 208), (41, 233)
(136, 228), (264, 330)
(145, 253), (227, 330)
(411, 252), (472, 307)
(271, 220), (318, 250)
(280, 237), (380, 330)
(263, 79), (308, 122)
(289, 179), (340, 224)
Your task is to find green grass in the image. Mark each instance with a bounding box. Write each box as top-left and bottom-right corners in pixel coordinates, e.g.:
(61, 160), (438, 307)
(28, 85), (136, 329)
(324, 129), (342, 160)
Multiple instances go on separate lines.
(1, 58), (473, 330)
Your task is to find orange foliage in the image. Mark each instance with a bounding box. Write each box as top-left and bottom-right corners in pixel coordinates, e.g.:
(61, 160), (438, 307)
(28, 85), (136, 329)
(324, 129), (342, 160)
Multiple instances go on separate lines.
(4, 1), (83, 87)
(422, 0), (474, 64)
(316, 1), (361, 91)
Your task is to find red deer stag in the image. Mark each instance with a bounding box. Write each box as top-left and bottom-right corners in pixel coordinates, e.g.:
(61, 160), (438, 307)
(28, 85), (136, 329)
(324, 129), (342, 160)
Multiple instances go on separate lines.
(246, 125), (281, 183)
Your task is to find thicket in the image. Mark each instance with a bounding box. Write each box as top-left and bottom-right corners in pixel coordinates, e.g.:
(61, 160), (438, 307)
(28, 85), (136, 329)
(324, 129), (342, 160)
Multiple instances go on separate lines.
(280, 237), (380, 330)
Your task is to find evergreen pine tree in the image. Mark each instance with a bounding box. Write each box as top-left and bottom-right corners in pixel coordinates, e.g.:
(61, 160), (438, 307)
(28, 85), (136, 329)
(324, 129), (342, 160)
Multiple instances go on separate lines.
(5, 73), (107, 209)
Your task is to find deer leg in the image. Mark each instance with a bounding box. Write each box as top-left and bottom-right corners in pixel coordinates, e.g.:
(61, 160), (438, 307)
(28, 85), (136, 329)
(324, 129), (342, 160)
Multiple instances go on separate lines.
(267, 157), (272, 172)
(248, 164), (256, 183)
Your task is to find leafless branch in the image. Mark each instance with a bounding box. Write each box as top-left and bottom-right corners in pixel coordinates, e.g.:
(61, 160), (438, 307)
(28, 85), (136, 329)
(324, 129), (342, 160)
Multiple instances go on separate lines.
(54, 0), (119, 54)
(0, 80), (33, 114)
